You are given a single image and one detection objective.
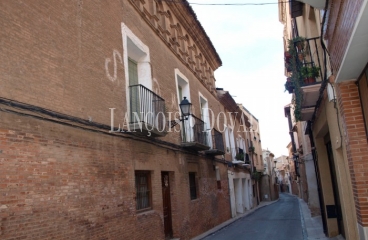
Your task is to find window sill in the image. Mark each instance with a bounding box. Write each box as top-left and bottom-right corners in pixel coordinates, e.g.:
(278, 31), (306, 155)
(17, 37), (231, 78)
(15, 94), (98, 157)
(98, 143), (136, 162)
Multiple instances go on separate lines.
(136, 209), (155, 216)
(190, 198), (199, 202)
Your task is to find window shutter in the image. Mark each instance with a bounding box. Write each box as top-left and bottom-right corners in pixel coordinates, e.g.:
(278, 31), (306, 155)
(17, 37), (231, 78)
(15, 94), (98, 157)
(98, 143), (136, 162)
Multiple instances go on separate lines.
(291, 0), (304, 18)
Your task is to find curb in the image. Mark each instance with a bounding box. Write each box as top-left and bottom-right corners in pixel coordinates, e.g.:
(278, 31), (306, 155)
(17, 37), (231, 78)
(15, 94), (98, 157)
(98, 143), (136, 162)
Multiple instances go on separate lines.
(298, 198), (308, 240)
(191, 199), (280, 240)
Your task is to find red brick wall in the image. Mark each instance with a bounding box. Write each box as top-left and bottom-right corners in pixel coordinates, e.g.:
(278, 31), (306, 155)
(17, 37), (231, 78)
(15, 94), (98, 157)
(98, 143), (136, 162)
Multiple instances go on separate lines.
(0, 0), (223, 146)
(325, 0), (363, 74)
(0, 110), (231, 239)
(336, 81), (368, 226)
(0, 1), (237, 238)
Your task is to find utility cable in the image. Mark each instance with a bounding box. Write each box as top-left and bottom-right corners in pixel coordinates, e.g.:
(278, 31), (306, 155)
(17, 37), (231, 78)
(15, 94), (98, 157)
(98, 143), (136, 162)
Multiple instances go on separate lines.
(159, 0), (292, 6)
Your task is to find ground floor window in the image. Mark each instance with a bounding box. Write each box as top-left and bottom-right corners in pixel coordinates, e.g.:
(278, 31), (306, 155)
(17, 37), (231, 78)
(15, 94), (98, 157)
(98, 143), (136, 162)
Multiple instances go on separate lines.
(135, 171), (152, 211)
(189, 172), (198, 200)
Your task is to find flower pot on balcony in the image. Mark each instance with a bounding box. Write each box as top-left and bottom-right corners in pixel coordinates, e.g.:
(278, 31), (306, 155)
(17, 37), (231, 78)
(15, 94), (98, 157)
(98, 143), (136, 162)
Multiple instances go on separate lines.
(304, 77), (316, 84)
(235, 153), (244, 161)
(301, 66), (320, 85)
(285, 80), (294, 94)
(298, 53), (304, 62)
(284, 51), (292, 62)
(285, 63), (292, 72)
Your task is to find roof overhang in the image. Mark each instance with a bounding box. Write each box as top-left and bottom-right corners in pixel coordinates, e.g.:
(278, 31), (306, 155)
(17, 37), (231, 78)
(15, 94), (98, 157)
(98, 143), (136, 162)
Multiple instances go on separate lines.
(336, 1), (368, 83)
(298, 0), (326, 9)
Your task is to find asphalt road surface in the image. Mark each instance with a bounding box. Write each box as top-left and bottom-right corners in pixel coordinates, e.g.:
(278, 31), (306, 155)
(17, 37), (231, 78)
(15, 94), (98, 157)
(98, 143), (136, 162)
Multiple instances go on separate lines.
(202, 193), (304, 240)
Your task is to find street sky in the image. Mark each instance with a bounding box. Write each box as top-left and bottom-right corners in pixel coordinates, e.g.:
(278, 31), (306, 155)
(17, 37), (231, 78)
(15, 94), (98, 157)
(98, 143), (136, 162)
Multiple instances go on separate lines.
(191, 0), (292, 157)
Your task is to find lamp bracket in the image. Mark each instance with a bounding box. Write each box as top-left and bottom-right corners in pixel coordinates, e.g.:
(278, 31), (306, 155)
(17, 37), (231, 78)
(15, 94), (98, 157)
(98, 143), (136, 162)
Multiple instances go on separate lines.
(170, 119), (180, 128)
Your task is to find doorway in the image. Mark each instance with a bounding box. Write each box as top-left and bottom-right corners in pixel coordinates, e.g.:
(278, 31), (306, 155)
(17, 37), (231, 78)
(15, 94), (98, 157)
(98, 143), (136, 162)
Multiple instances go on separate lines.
(161, 172), (173, 239)
(326, 141), (345, 238)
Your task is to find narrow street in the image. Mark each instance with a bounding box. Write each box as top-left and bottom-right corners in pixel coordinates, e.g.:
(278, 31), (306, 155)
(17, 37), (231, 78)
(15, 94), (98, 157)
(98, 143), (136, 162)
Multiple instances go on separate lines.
(203, 193), (304, 240)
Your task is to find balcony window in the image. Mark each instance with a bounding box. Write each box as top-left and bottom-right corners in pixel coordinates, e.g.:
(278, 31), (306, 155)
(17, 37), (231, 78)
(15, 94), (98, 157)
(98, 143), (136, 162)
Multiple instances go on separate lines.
(181, 114), (209, 151)
(129, 84), (166, 136)
(205, 128), (225, 155)
(285, 36), (326, 121)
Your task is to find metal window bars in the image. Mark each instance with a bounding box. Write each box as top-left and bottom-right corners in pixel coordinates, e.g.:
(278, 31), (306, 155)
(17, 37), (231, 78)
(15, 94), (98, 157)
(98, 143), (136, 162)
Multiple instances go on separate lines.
(129, 84), (166, 133)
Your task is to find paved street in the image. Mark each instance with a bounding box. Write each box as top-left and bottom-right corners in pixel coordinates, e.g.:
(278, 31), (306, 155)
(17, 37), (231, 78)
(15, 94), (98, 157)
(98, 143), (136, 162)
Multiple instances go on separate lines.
(202, 193), (304, 240)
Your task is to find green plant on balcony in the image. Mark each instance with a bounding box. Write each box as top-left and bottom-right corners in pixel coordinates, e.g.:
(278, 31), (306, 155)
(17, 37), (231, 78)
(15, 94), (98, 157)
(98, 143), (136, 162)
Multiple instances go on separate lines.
(235, 152), (244, 161)
(290, 36), (306, 51)
(285, 36), (308, 122)
(301, 66), (320, 84)
(284, 79), (295, 93)
(248, 146), (255, 153)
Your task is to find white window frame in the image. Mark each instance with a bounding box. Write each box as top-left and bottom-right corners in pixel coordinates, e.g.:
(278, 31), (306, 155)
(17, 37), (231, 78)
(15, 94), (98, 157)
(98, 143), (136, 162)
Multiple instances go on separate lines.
(198, 92), (212, 148)
(121, 23), (152, 115)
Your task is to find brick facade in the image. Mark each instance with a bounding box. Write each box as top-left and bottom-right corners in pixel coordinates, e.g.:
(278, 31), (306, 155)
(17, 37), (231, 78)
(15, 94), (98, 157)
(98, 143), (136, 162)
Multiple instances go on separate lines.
(0, 1), (244, 239)
(325, 0), (364, 74)
(336, 81), (368, 227)
(326, 0), (368, 229)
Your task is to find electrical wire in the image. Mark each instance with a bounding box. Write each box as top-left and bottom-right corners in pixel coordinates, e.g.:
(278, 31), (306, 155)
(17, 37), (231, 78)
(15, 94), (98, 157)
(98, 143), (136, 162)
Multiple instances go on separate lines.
(159, 0), (291, 6)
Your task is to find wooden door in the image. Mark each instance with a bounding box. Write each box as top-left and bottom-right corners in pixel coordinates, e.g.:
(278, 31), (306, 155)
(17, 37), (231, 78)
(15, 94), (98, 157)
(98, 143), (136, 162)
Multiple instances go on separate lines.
(161, 172), (173, 239)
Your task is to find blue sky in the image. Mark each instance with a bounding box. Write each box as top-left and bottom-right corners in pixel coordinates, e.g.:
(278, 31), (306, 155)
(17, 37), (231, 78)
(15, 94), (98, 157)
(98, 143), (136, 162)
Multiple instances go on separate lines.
(191, 0), (292, 156)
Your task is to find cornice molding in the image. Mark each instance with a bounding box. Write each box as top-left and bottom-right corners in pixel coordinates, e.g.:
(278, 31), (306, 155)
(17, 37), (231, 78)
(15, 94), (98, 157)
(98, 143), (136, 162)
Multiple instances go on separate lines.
(127, 0), (218, 96)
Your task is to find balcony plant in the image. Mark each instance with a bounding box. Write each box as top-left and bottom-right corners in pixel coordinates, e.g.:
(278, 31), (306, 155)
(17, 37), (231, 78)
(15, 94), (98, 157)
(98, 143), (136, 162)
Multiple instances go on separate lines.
(248, 146), (255, 153)
(285, 79), (294, 94)
(285, 36), (308, 122)
(301, 66), (320, 84)
(290, 36), (306, 51)
(235, 152), (244, 161)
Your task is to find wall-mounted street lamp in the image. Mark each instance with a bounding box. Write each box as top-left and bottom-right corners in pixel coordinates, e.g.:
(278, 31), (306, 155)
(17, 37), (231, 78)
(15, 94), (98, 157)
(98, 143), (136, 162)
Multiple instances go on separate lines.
(170, 97), (192, 128)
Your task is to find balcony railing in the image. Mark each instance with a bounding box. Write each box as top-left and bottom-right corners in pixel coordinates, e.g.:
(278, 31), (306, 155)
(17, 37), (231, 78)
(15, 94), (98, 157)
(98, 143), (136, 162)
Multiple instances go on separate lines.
(129, 84), (166, 137)
(296, 37), (325, 85)
(205, 128), (225, 155)
(181, 114), (210, 151)
(284, 36), (327, 121)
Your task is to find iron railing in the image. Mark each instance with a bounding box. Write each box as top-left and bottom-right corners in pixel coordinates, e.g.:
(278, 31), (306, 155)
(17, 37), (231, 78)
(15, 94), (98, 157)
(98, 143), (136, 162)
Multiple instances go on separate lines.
(182, 114), (208, 146)
(294, 36), (326, 85)
(129, 84), (166, 132)
(212, 128), (224, 152)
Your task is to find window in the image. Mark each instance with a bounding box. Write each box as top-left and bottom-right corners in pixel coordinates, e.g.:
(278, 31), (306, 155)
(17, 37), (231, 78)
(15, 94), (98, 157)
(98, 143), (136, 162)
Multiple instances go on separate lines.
(199, 94), (212, 148)
(122, 23), (152, 112)
(135, 171), (152, 211)
(357, 65), (368, 138)
(189, 172), (198, 200)
(224, 126), (230, 153)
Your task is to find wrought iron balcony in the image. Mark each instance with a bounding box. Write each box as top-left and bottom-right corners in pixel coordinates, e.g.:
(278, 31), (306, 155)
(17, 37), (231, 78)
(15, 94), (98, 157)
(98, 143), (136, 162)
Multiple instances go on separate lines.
(181, 114), (210, 151)
(129, 84), (167, 137)
(205, 128), (225, 155)
(284, 36), (327, 121)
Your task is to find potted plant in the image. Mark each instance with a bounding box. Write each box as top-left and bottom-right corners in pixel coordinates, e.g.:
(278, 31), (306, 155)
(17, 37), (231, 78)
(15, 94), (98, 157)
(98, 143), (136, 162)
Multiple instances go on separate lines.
(248, 146), (255, 153)
(284, 51), (292, 63)
(301, 66), (320, 84)
(285, 80), (294, 94)
(290, 36), (306, 51)
(235, 152), (244, 161)
(285, 62), (292, 72)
